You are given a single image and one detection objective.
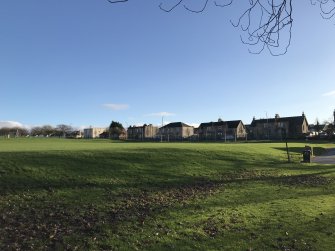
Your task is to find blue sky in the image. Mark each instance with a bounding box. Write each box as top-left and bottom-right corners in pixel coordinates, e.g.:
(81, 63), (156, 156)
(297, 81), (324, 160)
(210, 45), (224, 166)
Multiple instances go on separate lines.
(1, 0), (335, 129)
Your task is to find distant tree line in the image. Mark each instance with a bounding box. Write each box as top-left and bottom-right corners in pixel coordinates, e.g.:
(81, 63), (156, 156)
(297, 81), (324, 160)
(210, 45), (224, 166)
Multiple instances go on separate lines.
(0, 127), (29, 137)
(0, 124), (76, 138)
(30, 124), (74, 137)
(1, 111), (334, 140)
(0, 122), (127, 139)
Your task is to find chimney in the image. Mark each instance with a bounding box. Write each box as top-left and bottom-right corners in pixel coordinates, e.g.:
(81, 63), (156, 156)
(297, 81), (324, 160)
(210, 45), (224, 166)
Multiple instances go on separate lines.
(275, 114), (280, 119)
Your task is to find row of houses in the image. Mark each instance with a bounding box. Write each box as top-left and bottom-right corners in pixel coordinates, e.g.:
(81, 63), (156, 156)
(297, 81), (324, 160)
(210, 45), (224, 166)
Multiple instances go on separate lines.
(126, 120), (247, 141)
(248, 113), (309, 140)
(84, 112), (310, 141)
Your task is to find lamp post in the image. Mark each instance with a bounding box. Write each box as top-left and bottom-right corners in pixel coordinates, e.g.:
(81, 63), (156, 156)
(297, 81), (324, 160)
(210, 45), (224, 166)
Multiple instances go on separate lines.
(266, 112), (270, 140)
(281, 128), (290, 163)
(160, 116), (164, 142)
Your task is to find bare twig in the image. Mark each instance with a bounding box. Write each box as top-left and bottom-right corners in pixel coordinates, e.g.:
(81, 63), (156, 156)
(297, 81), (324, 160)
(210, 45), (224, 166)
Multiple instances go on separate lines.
(183, 0), (209, 13)
(311, 0), (335, 19)
(107, 0), (129, 3)
(106, 0), (332, 55)
(159, 0), (183, 12)
(214, 0), (233, 8)
(225, 0), (293, 55)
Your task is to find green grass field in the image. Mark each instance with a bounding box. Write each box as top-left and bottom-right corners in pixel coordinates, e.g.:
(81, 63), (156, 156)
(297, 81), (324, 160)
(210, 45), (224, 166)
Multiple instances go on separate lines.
(0, 138), (334, 250)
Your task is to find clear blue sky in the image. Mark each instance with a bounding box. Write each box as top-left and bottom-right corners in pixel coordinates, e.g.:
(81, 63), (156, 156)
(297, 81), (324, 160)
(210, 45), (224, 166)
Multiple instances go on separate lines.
(1, 0), (335, 129)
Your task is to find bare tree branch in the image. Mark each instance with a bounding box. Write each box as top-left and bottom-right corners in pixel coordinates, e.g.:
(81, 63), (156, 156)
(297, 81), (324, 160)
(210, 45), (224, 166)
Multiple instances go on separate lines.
(159, 0), (183, 12)
(227, 1), (293, 55)
(107, 0), (129, 3)
(183, 0), (209, 13)
(214, 0), (233, 8)
(311, 0), (335, 19)
(106, 0), (333, 55)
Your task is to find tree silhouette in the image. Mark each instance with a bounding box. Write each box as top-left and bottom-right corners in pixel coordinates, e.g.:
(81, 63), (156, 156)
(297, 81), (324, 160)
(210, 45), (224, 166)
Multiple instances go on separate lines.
(109, 121), (125, 139)
(107, 0), (334, 55)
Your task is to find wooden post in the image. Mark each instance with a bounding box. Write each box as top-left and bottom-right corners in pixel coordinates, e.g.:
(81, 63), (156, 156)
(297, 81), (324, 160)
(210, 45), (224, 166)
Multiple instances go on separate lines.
(285, 139), (290, 163)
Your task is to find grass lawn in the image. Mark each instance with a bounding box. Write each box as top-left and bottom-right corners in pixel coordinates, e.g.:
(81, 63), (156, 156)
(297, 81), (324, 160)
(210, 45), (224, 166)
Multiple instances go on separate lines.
(0, 138), (334, 250)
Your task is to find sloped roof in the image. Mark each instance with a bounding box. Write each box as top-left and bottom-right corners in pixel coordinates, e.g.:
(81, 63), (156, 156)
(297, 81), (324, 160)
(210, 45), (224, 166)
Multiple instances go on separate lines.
(226, 120), (243, 128)
(199, 120), (243, 129)
(250, 116), (308, 127)
(128, 125), (143, 129)
(162, 122), (192, 128)
(128, 124), (156, 129)
(199, 121), (225, 128)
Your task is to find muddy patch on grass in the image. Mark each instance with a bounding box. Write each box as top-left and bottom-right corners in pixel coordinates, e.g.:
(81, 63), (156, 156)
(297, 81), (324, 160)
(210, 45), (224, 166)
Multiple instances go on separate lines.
(106, 180), (223, 227)
(275, 174), (331, 187)
(202, 218), (220, 238)
(0, 180), (224, 250)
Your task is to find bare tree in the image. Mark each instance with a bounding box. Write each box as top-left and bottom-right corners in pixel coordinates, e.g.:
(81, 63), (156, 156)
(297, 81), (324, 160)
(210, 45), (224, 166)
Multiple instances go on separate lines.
(41, 125), (55, 136)
(0, 127), (29, 137)
(30, 126), (43, 136)
(56, 124), (73, 138)
(107, 0), (333, 55)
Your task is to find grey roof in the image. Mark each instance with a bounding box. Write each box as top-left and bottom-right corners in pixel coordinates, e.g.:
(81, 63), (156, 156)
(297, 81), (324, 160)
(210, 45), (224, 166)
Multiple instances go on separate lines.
(128, 124), (155, 129)
(162, 122), (192, 128)
(199, 120), (243, 129)
(250, 115), (308, 127)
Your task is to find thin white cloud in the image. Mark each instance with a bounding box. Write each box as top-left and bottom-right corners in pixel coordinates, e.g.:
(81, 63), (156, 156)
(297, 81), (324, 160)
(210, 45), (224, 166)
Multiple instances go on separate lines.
(188, 123), (200, 128)
(103, 103), (129, 111)
(77, 125), (90, 131)
(0, 121), (24, 128)
(322, 90), (335, 97)
(145, 112), (176, 117)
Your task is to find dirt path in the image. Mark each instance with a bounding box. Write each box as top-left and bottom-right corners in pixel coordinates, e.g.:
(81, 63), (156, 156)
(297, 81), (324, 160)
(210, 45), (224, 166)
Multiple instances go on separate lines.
(312, 148), (335, 164)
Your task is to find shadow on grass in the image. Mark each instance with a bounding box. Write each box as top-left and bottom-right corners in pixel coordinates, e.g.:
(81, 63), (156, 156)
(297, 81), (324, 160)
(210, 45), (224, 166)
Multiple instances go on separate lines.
(1, 146), (335, 250)
(273, 146), (327, 156)
(1, 146), (335, 194)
